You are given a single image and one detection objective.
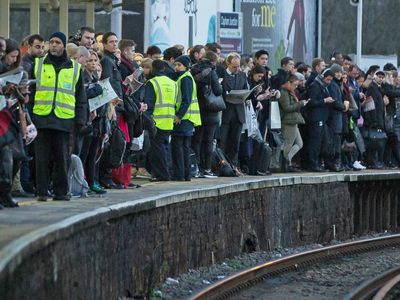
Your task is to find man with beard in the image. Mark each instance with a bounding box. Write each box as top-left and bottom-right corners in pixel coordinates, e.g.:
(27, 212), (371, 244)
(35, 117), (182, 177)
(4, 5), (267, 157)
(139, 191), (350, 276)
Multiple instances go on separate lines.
(31, 32), (87, 201)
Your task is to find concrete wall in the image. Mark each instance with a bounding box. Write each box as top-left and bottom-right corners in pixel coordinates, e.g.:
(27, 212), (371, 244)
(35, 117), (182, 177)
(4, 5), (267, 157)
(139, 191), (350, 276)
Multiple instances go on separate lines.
(1, 177), (399, 299)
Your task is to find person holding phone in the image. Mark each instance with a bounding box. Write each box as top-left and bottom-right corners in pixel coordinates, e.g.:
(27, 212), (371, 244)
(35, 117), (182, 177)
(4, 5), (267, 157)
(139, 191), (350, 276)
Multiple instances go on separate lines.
(279, 74), (309, 172)
(306, 68), (335, 172)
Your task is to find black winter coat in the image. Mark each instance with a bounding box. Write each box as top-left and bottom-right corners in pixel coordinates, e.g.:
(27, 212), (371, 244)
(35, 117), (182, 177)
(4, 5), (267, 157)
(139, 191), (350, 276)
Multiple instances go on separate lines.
(100, 50), (122, 98)
(327, 78), (345, 134)
(191, 60), (223, 125)
(307, 76), (331, 123)
(364, 81), (385, 129)
(221, 69), (248, 124)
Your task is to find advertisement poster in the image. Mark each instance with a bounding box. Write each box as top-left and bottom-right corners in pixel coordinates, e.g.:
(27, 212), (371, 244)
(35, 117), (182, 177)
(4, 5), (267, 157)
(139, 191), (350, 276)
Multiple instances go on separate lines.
(147, 0), (233, 52)
(240, 0), (317, 71)
(217, 12), (243, 54)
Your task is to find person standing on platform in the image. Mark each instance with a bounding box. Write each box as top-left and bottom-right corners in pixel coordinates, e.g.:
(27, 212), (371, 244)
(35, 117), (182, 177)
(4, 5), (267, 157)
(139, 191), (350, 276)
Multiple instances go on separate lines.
(220, 52), (249, 172)
(171, 55), (201, 181)
(144, 60), (177, 181)
(31, 32), (87, 201)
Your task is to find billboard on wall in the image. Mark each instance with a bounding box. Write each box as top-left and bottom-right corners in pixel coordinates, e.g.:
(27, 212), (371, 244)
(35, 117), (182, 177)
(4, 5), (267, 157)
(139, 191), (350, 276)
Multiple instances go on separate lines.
(240, 0), (317, 71)
(217, 12), (243, 54)
(147, 0), (233, 52)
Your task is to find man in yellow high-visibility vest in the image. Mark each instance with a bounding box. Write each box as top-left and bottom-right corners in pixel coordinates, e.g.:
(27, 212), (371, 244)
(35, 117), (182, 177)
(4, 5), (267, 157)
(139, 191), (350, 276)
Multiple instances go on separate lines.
(171, 55), (201, 181)
(31, 32), (87, 201)
(144, 59), (177, 181)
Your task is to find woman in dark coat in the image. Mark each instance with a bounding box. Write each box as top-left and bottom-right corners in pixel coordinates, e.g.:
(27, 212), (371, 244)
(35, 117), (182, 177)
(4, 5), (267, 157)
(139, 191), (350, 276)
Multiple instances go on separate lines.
(190, 51), (223, 177)
(362, 70), (387, 168)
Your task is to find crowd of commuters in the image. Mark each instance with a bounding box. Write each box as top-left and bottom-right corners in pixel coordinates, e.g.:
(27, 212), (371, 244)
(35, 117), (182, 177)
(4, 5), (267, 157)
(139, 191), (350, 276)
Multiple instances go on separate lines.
(1, 26), (400, 209)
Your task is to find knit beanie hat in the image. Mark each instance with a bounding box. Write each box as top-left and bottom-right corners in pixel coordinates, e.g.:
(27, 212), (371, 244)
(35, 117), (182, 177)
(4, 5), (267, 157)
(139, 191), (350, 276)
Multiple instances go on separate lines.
(330, 63), (343, 74)
(49, 32), (67, 47)
(175, 55), (190, 69)
(294, 72), (305, 81)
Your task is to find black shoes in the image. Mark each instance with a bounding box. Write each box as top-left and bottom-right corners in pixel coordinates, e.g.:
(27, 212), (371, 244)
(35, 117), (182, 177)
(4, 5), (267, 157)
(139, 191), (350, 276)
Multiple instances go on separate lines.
(0, 195), (19, 208)
(310, 166), (330, 172)
(287, 165), (301, 173)
(12, 190), (35, 198)
(53, 195), (71, 201)
(102, 182), (124, 189)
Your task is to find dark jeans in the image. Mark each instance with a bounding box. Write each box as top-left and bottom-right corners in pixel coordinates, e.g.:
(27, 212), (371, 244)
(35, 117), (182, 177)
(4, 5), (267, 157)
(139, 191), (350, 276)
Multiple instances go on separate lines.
(171, 135), (191, 180)
(34, 129), (70, 197)
(307, 122), (325, 169)
(365, 137), (386, 166)
(149, 129), (171, 180)
(80, 135), (101, 187)
(192, 124), (217, 170)
(0, 145), (13, 201)
(220, 117), (243, 166)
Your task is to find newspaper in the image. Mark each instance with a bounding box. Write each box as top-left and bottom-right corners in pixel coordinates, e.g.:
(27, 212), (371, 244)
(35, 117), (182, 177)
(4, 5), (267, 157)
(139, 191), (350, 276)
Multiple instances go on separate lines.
(88, 78), (120, 112)
(122, 69), (143, 93)
(225, 83), (263, 104)
(0, 67), (24, 86)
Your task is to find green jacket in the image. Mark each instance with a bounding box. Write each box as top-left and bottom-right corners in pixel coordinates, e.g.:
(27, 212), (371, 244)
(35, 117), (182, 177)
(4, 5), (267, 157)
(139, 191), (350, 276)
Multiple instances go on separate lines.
(279, 89), (305, 125)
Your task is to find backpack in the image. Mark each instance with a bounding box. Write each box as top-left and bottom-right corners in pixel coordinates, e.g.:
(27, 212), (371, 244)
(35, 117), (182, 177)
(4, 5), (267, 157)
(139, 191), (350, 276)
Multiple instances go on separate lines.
(69, 154), (89, 197)
(248, 138), (272, 175)
(103, 125), (127, 169)
(212, 147), (237, 177)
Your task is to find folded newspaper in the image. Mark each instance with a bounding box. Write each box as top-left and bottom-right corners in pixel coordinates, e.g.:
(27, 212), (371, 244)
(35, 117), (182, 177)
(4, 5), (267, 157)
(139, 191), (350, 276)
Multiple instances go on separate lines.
(122, 69), (143, 93)
(225, 83), (263, 104)
(88, 78), (121, 112)
(0, 67), (25, 86)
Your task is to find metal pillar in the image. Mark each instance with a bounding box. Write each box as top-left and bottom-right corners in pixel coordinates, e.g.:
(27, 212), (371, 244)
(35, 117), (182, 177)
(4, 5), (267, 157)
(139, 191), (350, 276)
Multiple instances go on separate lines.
(111, 0), (122, 38)
(59, 0), (69, 36)
(356, 0), (363, 65)
(317, 0), (322, 57)
(0, 0), (10, 37)
(86, 1), (95, 29)
(30, 0), (40, 35)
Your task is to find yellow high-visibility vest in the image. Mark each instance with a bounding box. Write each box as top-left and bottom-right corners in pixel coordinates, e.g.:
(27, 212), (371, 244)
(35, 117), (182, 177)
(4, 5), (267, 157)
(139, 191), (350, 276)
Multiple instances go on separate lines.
(176, 71), (202, 127)
(149, 75), (177, 130)
(33, 56), (80, 119)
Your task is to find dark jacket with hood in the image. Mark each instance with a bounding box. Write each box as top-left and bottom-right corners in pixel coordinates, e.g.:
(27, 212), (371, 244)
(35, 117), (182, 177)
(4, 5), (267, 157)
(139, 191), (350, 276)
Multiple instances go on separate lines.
(30, 52), (87, 133)
(271, 68), (289, 91)
(364, 80), (385, 129)
(100, 50), (122, 98)
(327, 77), (345, 134)
(190, 60), (223, 125)
(307, 75), (331, 123)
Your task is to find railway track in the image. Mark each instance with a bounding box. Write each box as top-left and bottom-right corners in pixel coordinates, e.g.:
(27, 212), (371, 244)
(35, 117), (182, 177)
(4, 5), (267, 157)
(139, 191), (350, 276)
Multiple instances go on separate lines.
(344, 265), (400, 300)
(190, 234), (400, 300)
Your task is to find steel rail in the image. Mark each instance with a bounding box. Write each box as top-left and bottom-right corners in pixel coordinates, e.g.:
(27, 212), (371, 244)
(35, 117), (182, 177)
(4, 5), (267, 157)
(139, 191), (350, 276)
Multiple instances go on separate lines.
(190, 234), (400, 300)
(343, 267), (400, 300)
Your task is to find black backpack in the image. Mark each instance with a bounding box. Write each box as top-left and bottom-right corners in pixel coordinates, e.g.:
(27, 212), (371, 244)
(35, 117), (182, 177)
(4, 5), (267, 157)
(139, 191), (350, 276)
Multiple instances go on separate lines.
(212, 147), (237, 177)
(248, 138), (272, 175)
(103, 124), (127, 169)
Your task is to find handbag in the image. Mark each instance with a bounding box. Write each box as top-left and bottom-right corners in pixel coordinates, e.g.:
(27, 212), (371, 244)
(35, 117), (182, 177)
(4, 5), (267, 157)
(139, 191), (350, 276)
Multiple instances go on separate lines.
(384, 109), (394, 134)
(203, 77), (226, 112)
(345, 93), (358, 112)
(122, 95), (140, 124)
(244, 104), (259, 138)
(269, 100), (281, 129)
(132, 113), (144, 138)
(362, 99), (375, 112)
(365, 128), (387, 140)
